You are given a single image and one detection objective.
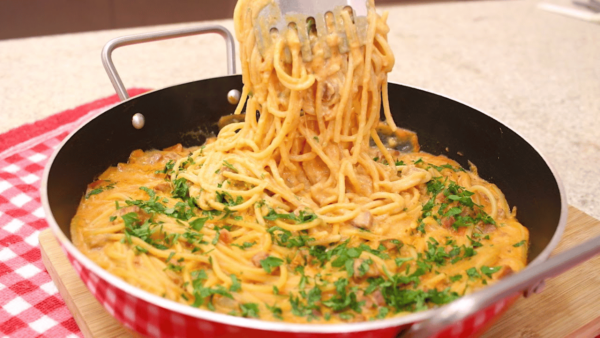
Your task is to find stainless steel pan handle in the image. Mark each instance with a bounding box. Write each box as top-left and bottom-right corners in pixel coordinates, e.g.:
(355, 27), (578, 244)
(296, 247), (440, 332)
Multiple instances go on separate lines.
(101, 25), (236, 101)
(401, 234), (600, 338)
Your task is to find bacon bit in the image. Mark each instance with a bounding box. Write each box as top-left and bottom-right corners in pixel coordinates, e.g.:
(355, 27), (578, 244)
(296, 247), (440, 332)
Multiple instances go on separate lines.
(441, 216), (467, 235)
(130, 149), (144, 158)
(357, 291), (373, 309)
(88, 235), (108, 248)
(219, 229), (232, 244)
(153, 182), (171, 192)
(350, 211), (374, 230)
(289, 250), (307, 269)
(353, 259), (380, 279)
(148, 153), (163, 164)
(498, 266), (514, 279)
(482, 223), (496, 234)
(251, 252), (269, 268)
(311, 309), (322, 317)
(213, 294), (237, 310)
(116, 206), (150, 223)
(87, 180), (108, 189)
(371, 290), (385, 306)
(442, 216), (455, 229)
(164, 152), (181, 161)
(322, 81), (337, 102)
(164, 144), (183, 152)
(381, 239), (402, 250)
(357, 289), (386, 311)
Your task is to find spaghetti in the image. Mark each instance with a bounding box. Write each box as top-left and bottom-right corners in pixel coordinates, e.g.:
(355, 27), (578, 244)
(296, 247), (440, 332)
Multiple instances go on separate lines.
(71, 0), (528, 323)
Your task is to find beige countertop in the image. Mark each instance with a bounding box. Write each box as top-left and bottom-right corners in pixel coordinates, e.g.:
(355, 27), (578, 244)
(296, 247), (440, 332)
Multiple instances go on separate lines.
(1, 0), (598, 219)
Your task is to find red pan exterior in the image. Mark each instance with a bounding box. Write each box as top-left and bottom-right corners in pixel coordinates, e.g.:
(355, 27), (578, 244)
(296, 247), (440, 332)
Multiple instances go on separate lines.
(61, 244), (518, 337)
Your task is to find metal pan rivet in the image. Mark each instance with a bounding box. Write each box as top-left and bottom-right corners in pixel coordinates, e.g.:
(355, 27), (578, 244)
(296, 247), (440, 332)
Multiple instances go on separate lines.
(227, 89), (241, 105)
(132, 113), (145, 129)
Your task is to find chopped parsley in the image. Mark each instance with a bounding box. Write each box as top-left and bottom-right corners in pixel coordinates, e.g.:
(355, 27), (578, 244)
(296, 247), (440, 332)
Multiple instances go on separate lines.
(190, 270), (233, 308)
(85, 181), (116, 199)
(466, 267), (481, 279)
(172, 178), (190, 201)
(267, 227), (315, 248)
(513, 240), (527, 247)
(265, 303), (283, 320)
(377, 307), (389, 319)
(223, 160), (238, 173)
(231, 241), (256, 250)
(260, 256), (284, 273)
(427, 163), (458, 172)
(134, 245), (148, 254)
(449, 274), (463, 282)
(189, 217), (207, 231)
(155, 160), (175, 174)
(216, 191), (244, 207)
(230, 274), (241, 292)
(264, 209), (317, 224)
(322, 278), (363, 313)
(480, 265), (502, 278)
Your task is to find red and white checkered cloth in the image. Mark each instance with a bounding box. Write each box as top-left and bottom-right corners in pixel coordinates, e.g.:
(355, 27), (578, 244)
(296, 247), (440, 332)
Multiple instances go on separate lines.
(0, 89), (148, 337)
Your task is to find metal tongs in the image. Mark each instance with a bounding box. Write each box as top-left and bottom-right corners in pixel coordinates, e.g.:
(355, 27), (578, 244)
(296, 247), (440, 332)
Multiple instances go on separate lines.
(538, 0), (600, 22)
(253, 0), (369, 61)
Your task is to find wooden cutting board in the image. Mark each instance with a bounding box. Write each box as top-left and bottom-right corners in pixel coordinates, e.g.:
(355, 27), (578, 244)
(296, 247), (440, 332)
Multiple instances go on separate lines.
(40, 206), (600, 338)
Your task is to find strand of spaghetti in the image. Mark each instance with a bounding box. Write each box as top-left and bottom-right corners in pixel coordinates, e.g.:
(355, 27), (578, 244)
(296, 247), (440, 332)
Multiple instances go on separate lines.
(202, 183), (266, 196)
(85, 224), (124, 235)
(470, 185), (498, 219)
(250, 93), (300, 159)
(370, 129), (396, 173)
(332, 52), (354, 143)
(370, 200), (403, 216)
(209, 253), (231, 286)
(362, 200), (385, 210)
(351, 9), (377, 162)
(272, 218), (322, 232)
(207, 192), (262, 212)
(299, 126), (337, 171)
(288, 152), (317, 162)
(380, 171), (429, 192)
(109, 267), (164, 294)
(340, 229), (380, 241)
(212, 254), (273, 282)
(143, 254), (183, 293)
(104, 235), (210, 263)
(317, 203), (359, 214)
(226, 219), (267, 232)
(382, 80), (397, 131)
(319, 208), (361, 223)
(337, 160), (348, 204)
(273, 39), (315, 90)
(314, 81), (326, 134)
(265, 95), (288, 118)
(87, 207), (116, 228)
(221, 171), (263, 186)
(357, 153), (381, 192)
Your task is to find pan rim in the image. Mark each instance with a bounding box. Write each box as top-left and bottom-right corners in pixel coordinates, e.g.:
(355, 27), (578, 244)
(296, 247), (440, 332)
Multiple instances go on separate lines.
(40, 75), (568, 333)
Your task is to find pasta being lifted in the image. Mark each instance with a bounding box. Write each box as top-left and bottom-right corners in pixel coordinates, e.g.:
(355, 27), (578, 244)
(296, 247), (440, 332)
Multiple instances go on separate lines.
(71, 0), (528, 323)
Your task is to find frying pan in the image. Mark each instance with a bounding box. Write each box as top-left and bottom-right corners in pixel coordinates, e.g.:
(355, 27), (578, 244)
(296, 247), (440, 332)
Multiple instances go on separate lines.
(40, 25), (600, 338)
